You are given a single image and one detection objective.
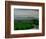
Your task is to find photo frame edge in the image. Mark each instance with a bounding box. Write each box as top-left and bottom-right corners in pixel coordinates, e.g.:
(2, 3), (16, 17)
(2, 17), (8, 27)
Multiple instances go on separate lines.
(5, 1), (45, 38)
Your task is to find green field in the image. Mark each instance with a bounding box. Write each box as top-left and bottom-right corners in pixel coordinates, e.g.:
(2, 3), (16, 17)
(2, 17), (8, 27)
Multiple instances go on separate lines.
(14, 19), (39, 30)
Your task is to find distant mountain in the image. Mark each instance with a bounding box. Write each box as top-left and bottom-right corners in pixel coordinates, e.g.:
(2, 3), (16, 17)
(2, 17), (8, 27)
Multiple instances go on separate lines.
(14, 17), (38, 20)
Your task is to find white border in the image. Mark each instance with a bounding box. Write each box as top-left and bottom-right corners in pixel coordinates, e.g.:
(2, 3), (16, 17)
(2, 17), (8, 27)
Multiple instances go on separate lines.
(11, 5), (42, 34)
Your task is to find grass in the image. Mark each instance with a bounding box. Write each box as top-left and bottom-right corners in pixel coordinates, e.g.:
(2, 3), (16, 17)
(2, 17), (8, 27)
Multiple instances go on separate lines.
(14, 19), (39, 30)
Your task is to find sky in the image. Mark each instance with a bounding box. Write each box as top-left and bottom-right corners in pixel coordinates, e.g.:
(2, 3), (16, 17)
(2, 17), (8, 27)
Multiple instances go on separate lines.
(14, 8), (39, 20)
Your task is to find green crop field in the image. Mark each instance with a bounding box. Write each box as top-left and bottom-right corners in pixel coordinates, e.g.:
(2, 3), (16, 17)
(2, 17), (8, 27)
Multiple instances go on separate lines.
(14, 19), (39, 30)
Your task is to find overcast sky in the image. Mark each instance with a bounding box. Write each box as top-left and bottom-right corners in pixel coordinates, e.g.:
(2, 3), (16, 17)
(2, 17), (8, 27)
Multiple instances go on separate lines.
(14, 8), (39, 20)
